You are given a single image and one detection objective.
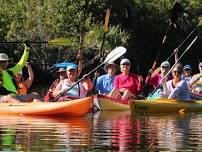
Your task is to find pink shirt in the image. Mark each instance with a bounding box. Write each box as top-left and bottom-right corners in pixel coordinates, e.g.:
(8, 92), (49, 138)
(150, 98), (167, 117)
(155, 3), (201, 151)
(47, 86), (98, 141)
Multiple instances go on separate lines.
(114, 73), (142, 96)
(145, 73), (172, 88)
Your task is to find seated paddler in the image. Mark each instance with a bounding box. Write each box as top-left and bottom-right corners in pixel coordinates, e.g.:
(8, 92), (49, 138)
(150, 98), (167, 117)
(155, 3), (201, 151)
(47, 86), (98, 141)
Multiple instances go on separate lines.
(52, 63), (93, 101)
(0, 44), (30, 103)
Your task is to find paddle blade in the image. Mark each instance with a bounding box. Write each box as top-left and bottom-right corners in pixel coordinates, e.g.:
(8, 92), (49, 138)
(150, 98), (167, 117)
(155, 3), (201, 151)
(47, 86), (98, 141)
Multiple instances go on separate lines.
(48, 38), (72, 46)
(198, 18), (202, 27)
(104, 46), (127, 63)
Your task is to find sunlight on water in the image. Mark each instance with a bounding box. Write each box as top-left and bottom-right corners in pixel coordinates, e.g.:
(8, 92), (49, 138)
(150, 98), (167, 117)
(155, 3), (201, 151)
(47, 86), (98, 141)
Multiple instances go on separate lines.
(0, 112), (202, 151)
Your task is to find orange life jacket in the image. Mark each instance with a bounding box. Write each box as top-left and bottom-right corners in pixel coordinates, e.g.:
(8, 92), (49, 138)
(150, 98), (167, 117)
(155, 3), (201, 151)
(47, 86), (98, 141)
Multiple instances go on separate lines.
(17, 81), (27, 95)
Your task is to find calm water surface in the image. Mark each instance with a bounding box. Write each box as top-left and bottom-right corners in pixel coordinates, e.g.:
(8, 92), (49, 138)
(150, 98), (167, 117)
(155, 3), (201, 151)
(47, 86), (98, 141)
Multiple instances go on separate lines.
(1, 111), (202, 151)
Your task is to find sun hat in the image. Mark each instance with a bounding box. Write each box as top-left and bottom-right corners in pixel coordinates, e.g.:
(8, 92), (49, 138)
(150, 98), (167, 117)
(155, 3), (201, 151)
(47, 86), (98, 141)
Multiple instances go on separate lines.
(66, 63), (78, 71)
(56, 68), (66, 73)
(104, 62), (118, 73)
(160, 61), (170, 68)
(120, 58), (130, 65)
(183, 64), (191, 70)
(0, 53), (12, 61)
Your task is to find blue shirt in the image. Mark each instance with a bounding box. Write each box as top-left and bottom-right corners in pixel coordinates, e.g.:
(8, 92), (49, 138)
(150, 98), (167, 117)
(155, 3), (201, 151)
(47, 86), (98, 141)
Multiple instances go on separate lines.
(95, 74), (115, 94)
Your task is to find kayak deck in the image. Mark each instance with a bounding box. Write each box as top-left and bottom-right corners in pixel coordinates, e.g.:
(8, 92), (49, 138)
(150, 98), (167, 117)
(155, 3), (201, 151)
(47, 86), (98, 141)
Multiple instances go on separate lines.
(130, 98), (202, 114)
(0, 97), (92, 116)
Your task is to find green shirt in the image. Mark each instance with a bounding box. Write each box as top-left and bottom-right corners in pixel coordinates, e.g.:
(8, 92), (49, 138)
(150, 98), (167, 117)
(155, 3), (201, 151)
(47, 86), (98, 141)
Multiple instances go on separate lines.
(1, 45), (29, 94)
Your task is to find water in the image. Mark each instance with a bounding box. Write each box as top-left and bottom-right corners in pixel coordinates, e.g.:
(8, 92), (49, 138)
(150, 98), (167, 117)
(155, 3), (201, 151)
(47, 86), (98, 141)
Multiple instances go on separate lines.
(0, 111), (202, 151)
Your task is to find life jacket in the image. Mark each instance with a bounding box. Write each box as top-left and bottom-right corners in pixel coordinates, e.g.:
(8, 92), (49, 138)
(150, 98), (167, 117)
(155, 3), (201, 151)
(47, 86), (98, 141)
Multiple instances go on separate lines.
(16, 81), (27, 95)
(0, 71), (15, 95)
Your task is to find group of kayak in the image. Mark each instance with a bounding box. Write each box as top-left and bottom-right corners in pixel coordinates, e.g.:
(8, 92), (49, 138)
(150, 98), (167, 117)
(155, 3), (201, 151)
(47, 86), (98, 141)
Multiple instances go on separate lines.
(0, 44), (202, 115)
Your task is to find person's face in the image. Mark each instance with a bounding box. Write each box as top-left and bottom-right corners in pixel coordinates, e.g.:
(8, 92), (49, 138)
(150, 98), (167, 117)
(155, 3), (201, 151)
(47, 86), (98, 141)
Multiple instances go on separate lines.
(120, 62), (130, 73)
(160, 66), (169, 75)
(172, 69), (182, 79)
(107, 65), (116, 75)
(15, 73), (22, 81)
(183, 69), (191, 77)
(0, 61), (8, 70)
(67, 68), (78, 81)
(58, 71), (67, 80)
(199, 65), (202, 73)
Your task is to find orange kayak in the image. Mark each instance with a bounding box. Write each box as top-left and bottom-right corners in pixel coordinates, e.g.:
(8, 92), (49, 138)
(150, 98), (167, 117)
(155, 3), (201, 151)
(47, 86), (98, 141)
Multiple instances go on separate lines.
(93, 94), (130, 111)
(0, 97), (92, 116)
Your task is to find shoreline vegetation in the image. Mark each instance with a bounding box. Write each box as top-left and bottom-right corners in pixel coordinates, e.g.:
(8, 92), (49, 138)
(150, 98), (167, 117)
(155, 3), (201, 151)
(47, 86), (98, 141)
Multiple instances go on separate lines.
(0, 0), (202, 86)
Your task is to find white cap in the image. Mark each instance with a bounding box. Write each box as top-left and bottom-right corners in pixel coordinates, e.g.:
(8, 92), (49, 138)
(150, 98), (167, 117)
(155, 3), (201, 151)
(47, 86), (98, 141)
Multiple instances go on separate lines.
(66, 64), (78, 71)
(160, 61), (170, 68)
(183, 64), (191, 70)
(120, 58), (130, 65)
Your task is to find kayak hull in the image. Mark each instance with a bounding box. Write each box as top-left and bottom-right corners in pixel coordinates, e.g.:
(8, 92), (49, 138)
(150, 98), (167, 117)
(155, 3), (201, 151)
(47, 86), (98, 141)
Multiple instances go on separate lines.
(0, 97), (92, 116)
(94, 94), (130, 111)
(130, 98), (202, 113)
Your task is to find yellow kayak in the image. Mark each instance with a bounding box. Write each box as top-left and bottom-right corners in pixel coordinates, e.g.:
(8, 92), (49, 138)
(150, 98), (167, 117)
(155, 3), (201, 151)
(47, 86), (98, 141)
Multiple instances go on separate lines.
(0, 97), (92, 116)
(93, 94), (130, 111)
(130, 98), (202, 114)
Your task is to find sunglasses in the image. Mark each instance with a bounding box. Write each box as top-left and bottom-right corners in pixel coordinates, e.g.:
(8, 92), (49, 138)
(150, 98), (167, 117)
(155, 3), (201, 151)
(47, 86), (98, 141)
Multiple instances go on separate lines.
(161, 66), (169, 69)
(121, 63), (130, 66)
(184, 69), (191, 71)
(173, 70), (182, 74)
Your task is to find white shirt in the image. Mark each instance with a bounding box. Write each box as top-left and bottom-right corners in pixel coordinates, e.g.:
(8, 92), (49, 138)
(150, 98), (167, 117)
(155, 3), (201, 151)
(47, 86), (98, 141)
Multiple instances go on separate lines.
(61, 79), (87, 98)
(163, 79), (190, 100)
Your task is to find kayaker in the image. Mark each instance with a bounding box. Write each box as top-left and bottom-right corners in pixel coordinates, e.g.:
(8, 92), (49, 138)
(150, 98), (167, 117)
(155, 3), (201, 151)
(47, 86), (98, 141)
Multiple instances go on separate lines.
(44, 67), (67, 101)
(145, 61), (171, 89)
(161, 65), (190, 100)
(44, 50), (83, 102)
(0, 44), (30, 103)
(108, 58), (143, 100)
(94, 62), (118, 94)
(189, 62), (202, 95)
(15, 62), (34, 95)
(52, 63), (93, 101)
(182, 64), (192, 85)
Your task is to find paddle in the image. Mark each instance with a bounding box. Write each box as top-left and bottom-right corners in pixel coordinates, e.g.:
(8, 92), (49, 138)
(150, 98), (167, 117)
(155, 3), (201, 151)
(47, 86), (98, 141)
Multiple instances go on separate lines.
(150, 18), (202, 76)
(55, 46), (127, 99)
(151, 1), (182, 70)
(166, 18), (202, 61)
(0, 38), (72, 46)
(149, 33), (200, 97)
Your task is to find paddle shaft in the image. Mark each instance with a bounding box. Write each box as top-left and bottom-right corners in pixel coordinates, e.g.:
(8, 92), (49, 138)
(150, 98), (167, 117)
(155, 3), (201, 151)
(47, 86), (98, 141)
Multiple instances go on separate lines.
(166, 25), (199, 61)
(0, 41), (48, 44)
(149, 34), (200, 97)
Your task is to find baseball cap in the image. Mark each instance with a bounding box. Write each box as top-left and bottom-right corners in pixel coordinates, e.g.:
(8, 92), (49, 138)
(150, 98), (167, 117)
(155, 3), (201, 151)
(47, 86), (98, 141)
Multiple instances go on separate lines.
(183, 64), (191, 70)
(120, 58), (130, 65)
(160, 61), (170, 68)
(66, 64), (78, 71)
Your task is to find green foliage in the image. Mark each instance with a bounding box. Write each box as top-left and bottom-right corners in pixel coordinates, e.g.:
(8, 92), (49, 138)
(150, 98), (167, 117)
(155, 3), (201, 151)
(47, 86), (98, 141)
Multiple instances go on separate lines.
(0, 0), (202, 80)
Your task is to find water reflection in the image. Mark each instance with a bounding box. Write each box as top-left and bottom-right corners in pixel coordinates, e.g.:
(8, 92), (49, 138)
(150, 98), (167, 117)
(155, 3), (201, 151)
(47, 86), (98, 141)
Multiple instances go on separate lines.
(0, 115), (90, 151)
(1, 112), (202, 151)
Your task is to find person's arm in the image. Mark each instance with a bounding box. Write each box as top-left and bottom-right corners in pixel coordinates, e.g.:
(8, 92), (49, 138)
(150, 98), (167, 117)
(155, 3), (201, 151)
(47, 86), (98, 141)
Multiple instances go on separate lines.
(9, 44), (29, 75)
(82, 75), (93, 92)
(52, 80), (64, 97)
(23, 63), (34, 89)
(76, 50), (83, 77)
(174, 48), (179, 63)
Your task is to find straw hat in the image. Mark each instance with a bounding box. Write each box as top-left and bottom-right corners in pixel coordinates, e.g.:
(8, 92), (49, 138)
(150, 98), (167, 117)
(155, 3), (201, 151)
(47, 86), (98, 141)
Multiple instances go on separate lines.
(0, 53), (12, 62)
(104, 62), (118, 73)
(56, 68), (66, 73)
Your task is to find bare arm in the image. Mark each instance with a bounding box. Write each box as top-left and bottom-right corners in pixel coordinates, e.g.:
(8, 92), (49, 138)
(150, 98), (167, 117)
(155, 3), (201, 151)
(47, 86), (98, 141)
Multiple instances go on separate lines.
(52, 80), (64, 97)
(23, 63), (34, 89)
(76, 50), (83, 77)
